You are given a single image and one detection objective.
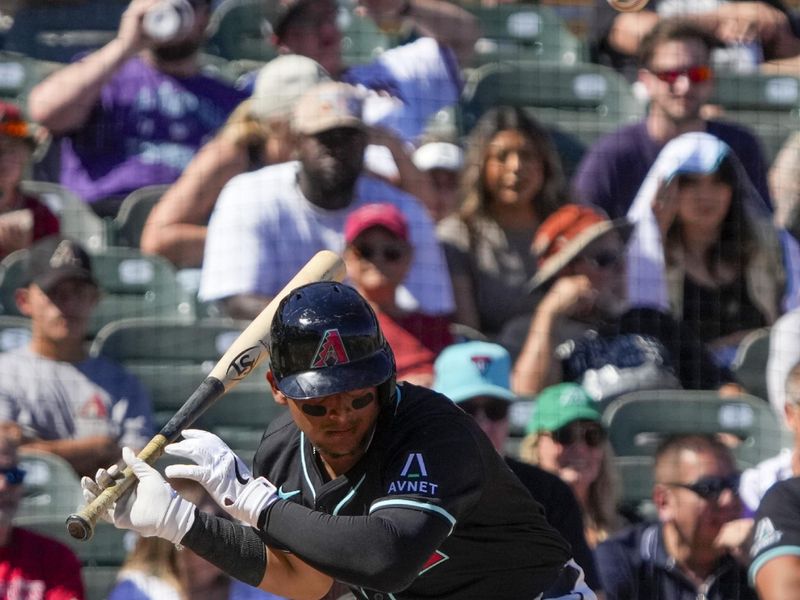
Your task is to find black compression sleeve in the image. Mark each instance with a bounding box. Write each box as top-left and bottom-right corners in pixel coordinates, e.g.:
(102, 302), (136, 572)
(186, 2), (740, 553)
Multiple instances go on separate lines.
(259, 500), (451, 592)
(181, 509), (267, 587)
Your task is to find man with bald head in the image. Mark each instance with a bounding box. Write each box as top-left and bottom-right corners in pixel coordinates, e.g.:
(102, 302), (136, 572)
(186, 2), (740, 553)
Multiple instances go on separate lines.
(595, 434), (755, 599)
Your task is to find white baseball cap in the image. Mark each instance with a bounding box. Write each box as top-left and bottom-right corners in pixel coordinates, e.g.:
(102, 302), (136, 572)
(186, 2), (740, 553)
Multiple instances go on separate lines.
(412, 142), (464, 173)
(250, 55), (331, 121)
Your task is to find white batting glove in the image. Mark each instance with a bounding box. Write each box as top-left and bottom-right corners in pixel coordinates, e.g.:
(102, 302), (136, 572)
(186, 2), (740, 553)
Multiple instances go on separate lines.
(81, 447), (196, 544)
(164, 429), (277, 527)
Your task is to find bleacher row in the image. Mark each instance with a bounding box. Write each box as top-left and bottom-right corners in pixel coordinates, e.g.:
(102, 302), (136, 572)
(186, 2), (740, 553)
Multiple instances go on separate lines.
(4, 0), (799, 597)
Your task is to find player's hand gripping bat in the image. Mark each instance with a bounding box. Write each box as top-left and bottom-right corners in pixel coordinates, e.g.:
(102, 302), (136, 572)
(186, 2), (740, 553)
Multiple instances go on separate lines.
(66, 250), (346, 541)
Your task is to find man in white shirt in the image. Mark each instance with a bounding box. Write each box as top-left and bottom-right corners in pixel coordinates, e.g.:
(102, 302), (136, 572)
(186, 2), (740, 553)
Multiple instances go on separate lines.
(199, 82), (453, 320)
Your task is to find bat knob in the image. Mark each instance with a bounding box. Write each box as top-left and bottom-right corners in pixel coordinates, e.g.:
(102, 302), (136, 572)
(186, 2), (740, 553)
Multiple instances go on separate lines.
(66, 514), (94, 541)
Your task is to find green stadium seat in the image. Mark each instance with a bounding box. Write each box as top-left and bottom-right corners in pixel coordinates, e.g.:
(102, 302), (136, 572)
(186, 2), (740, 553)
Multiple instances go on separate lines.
(205, 0), (277, 62)
(0, 247), (195, 336)
(467, 5), (587, 67)
(0, 314), (31, 351)
(460, 60), (646, 147)
(0, 51), (61, 105)
(710, 71), (800, 162)
(614, 455), (657, 523)
(16, 449), (83, 524)
(602, 390), (787, 468)
(338, 0), (392, 67)
(83, 565), (121, 600)
(90, 317), (284, 441)
(730, 327), (771, 401)
(21, 180), (110, 252)
(4, 0), (128, 63)
(111, 185), (169, 248)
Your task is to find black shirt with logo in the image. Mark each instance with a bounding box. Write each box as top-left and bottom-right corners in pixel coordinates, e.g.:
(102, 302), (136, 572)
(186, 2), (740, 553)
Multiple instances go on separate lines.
(749, 476), (800, 586)
(253, 382), (571, 599)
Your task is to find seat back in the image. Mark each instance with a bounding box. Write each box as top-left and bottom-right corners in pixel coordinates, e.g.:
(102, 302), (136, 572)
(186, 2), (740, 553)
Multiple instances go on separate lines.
(21, 180), (109, 252)
(0, 315), (31, 351)
(710, 71), (800, 162)
(16, 449), (83, 524)
(461, 60), (646, 146)
(111, 185), (169, 248)
(467, 5), (587, 67)
(4, 0), (127, 62)
(602, 390), (787, 468)
(0, 51), (61, 104)
(206, 0), (277, 62)
(731, 327), (771, 401)
(0, 248), (194, 336)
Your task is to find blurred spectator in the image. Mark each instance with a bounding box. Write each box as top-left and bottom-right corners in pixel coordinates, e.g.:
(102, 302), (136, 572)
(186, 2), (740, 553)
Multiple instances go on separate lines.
(343, 203), (452, 387)
(0, 101), (59, 259)
(519, 383), (622, 548)
(262, 0), (479, 143)
(767, 308), (800, 417)
(433, 342), (602, 593)
(108, 478), (285, 600)
(0, 236), (154, 477)
(748, 475), (800, 599)
(739, 361), (800, 513)
(0, 424), (85, 599)
(412, 139), (464, 222)
(512, 204), (734, 398)
(27, 0), (245, 218)
(768, 130), (800, 241)
(590, 0), (800, 81)
(626, 132), (795, 367)
(595, 434), (754, 600)
(140, 55), (331, 268)
(437, 106), (567, 341)
(199, 82), (453, 320)
(574, 20), (772, 220)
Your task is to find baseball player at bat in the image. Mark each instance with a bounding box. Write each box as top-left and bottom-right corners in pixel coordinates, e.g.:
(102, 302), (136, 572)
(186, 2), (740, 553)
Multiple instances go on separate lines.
(82, 281), (594, 599)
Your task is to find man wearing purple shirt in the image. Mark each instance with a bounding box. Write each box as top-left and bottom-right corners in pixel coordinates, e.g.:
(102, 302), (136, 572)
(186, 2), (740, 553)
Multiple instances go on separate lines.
(28, 0), (245, 217)
(573, 19), (772, 220)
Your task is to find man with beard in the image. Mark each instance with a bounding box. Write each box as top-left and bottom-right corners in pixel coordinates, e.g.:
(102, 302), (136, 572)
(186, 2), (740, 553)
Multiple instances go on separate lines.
(27, 0), (245, 217)
(0, 425), (85, 599)
(572, 19), (771, 220)
(199, 81), (453, 320)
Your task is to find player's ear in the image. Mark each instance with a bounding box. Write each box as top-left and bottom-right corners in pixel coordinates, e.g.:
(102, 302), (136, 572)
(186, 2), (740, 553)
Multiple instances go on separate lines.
(266, 370), (288, 405)
(653, 483), (674, 521)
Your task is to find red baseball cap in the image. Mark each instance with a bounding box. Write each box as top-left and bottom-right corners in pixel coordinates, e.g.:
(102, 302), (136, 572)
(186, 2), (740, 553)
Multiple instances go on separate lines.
(344, 203), (409, 244)
(528, 204), (632, 291)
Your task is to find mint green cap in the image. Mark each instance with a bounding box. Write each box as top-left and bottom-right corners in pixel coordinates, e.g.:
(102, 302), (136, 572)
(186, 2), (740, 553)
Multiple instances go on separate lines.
(526, 383), (601, 434)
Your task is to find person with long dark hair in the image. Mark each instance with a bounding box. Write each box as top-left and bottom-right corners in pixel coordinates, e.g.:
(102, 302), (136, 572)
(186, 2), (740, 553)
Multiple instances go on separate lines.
(437, 105), (567, 343)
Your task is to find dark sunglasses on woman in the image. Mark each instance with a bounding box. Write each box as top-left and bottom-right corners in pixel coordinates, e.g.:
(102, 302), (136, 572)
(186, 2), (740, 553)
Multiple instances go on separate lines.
(459, 397), (510, 422)
(547, 422), (606, 448)
(354, 243), (406, 263)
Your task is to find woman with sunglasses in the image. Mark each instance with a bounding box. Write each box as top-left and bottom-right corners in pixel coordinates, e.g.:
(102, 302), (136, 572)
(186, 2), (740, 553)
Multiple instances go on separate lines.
(627, 131), (800, 367)
(520, 383), (622, 548)
(343, 203), (452, 387)
(437, 105), (567, 343)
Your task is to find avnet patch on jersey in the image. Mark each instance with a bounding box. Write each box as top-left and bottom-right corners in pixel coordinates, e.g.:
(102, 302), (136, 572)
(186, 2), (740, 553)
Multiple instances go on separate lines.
(387, 452), (440, 496)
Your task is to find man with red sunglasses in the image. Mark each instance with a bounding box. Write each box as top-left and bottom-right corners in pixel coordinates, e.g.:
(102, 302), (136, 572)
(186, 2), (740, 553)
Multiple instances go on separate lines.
(574, 19), (772, 220)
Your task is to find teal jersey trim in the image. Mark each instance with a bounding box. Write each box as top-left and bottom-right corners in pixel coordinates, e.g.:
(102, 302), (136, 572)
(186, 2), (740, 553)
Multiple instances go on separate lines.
(300, 432), (317, 501)
(370, 498), (457, 534)
(749, 545), (800, 585)
(333, 473), (367, 515)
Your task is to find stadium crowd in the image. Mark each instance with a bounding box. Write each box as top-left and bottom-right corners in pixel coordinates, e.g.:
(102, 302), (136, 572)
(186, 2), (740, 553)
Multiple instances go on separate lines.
(1, 0), (800, 597)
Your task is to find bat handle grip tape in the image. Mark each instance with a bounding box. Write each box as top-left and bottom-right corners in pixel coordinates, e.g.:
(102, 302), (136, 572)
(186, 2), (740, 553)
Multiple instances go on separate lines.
(65, 434), (169, 541)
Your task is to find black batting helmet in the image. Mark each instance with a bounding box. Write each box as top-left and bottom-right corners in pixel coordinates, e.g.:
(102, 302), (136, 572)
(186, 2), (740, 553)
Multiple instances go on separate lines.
(269, 282), (396, 403)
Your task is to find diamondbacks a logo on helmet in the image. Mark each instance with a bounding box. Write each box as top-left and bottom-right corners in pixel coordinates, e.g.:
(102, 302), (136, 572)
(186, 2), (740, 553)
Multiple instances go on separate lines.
(311, 329), (350, 368)
(471, 355), (492, 375)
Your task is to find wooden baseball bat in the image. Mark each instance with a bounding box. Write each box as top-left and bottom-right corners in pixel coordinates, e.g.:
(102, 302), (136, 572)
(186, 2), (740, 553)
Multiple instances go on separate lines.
(66, 250), (346, 541)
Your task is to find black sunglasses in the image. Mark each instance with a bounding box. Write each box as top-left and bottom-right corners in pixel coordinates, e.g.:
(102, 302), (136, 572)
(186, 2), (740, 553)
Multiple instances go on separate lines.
(459, 398), (510, 422)
(666, 473), (741, 501)
(299, 392), (375, 417)
(580, 251), (621, 270)
(354, 243), (406, 263)
(0, 466), (25, 485)
(548, 423), (606, 448)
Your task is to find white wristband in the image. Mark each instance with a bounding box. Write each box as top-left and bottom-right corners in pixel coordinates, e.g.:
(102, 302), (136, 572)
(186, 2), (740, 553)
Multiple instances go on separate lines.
(229, 477), (278, 527)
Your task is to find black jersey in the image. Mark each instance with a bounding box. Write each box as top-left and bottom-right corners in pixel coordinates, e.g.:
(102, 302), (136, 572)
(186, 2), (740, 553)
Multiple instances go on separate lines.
(749, 475), (800, 585)
(253, 382), (571, 599)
